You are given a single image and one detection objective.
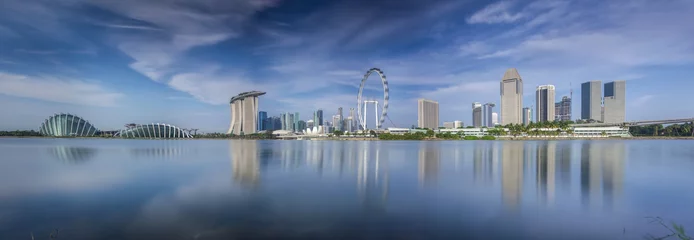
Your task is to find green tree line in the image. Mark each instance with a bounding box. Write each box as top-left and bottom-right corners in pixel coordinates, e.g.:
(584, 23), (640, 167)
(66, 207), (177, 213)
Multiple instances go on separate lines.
(0, 130), (42, 137)
(630, 123), (694, 137)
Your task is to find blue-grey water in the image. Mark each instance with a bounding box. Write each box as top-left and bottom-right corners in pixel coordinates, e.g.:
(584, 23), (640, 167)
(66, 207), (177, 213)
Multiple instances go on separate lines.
(1, 138), (693, 239)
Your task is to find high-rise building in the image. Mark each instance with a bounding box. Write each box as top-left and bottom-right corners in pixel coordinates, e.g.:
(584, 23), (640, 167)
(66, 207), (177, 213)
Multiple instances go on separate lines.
(454, 120), (463, 129)
(294, 112), (300, 132)
(492, 112), (499, 125)
(536, 85), (556, 123)
(307, 119), (315, 129)
(522, 107), (532, 125)
(280, 113), (287, 130)
(500, 68), (523, 125)
(315, 110), (324, 126)
(603, 81), (626, 123)
(337, 107), (343, 131)
(228, 91), (266, 135)
(257, 111), (267, 131)
(344, 117), (354, 133)
(482, 103), (495, 127)
(272, 116), (282, 130)
(298, 120), (306, 132)
(283, 113), (295, 132)
(332, 115), (341, 132)
(472, 102), (482, 127)
(418, 99), (439, 129)
(555, 96), (572, 121)
(581, 81), (602, 121)
(349, 108), (356, 130)
(443, 122), (455, 129)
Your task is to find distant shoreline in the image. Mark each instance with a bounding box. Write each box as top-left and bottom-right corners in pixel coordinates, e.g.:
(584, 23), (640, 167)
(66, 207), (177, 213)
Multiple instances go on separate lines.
(1, 136), (693, 141)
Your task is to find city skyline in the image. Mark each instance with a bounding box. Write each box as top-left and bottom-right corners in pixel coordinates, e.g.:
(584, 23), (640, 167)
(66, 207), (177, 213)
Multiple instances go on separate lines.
(1, 0), (693, 132)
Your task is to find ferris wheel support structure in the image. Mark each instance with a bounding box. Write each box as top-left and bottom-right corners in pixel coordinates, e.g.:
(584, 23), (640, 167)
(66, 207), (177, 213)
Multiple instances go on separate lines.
(357, 68), (389, 131)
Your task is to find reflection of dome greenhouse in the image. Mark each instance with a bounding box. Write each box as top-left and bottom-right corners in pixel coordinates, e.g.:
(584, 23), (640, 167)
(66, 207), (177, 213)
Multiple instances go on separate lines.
(39, 113), (99, 137)
(114, 123), (193, 139)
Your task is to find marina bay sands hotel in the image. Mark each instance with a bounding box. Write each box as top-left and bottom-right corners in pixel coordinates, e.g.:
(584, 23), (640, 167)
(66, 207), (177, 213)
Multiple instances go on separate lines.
(228, 91), (266, 135)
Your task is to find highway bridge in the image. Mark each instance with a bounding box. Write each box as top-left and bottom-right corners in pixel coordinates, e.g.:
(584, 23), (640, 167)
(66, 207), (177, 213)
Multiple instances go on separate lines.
(571, 118), (694, 127)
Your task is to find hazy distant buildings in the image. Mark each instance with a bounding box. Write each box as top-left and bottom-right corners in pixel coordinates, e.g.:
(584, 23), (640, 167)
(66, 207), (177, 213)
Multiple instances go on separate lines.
(536, 85), (556, 123)
(522, 107), (532, 125)
(581, 81), (602, 121)
(472, 102), (482, 127)
(500, 68), (523, 125)
(492, 112), (498, 125)
(603, 81), (626, 123)
(418, 99), (439, 129)
(337, 107), (344, 131)
(228, 91), (266, 135)
(443, 122), (455, 129)
(294, 112), (300, 132)
(482, 103), (495, 127)
(555, 96), (572, 121)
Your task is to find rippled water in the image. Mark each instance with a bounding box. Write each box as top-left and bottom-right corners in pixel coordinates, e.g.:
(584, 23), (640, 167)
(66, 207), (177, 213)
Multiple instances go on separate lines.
(1, 138), (694, 239)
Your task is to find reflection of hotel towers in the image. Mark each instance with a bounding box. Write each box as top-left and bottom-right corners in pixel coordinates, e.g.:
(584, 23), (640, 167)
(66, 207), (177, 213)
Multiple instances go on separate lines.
(229, 140), (260, 188)
(536, 142), (557, 205)
(418, 142), (440, 187)
(357, 142), (389, 207)
(580, 142), (625, 209)
(502, 142), (524, 209)
(473, 141), (498, 185)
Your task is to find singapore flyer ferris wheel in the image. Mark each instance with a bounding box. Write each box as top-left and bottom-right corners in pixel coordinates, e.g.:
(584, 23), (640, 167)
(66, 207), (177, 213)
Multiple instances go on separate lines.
(357, 68), (389, 130)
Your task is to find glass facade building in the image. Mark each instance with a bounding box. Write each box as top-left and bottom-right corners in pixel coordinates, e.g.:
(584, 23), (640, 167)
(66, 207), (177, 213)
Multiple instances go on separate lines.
(39, 113), (99, 137)
(115, 123), (192, 139)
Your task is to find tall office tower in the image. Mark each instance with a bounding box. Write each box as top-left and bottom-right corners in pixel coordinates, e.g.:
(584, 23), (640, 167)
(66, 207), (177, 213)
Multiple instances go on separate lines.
(536, 85), (556, 123)
(454, 120), (463, 129)
(294, 112), (300, 132)
(482, 103), (496, 127)
(492, 112), (498, 125)
(280, 113), (287, 130)
(555, 96), (572, 121)
(316, 109), (324, 126)
(228, 91), (266, 135)
(603, 81), (626, 123)
(257, 111), (267, 131)
(349, 108), (356, 130)
(337, 107), (343, 131)
(332, 115), (341, 132)
(522, 107), (532, 125)
(344, 117), (354, 132)
(500, 68), (523, 125)
(417, 98), (439, 129)
(581, 81), (602, 121)
(272, 116), (282, 130)
(298, 120), (306, 132)
(472, 102), (482, 127)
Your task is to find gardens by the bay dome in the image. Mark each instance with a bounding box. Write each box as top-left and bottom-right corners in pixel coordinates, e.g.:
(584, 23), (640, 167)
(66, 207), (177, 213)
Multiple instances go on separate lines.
(39, 113), (99, 137)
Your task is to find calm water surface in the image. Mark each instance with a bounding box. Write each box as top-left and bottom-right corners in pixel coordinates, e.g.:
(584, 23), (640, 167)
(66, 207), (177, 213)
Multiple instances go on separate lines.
(1, 138), (694, 239)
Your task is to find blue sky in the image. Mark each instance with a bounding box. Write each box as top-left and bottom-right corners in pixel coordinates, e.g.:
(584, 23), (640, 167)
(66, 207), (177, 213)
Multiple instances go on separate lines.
(0, 0), (693, 132)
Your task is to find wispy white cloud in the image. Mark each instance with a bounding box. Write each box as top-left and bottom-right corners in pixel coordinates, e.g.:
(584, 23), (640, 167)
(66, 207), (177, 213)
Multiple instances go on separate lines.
(0, 72), (124, 107)
(467, 1), (524, 24)
(632, 95), (654, 107)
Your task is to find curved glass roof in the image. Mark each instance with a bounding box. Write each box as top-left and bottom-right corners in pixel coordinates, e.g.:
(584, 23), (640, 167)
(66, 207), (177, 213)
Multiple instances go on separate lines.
(115, 123), (193, 139)
(39, 113), (99, 137)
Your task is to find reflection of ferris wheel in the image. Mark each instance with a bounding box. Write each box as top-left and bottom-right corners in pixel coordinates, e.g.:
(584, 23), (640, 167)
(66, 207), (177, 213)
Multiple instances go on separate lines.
(357, 68), (389, 130)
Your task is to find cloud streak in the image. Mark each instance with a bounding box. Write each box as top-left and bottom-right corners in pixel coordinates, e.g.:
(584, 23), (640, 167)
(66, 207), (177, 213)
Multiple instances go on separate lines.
(0, 72), (124, 107)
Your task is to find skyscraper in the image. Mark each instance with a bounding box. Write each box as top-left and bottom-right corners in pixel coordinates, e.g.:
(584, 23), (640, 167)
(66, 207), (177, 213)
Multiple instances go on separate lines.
(294, 112), (300, 132)
(492, 112), (499, 125)
(536, 85), (556, 123)
(522, 107), (532, 125)
(555, 96), (572, 121)
(500, 68), (523, 125)
(314, 109), (324, 126)
(581, 81), (602, 121)
(337, 107), (343, 131)
(257, 111), (267, 131)
(482, 103), (495, 127)
(472, 102), (482, 127)
(418, 98), (439, 129)
(603, 81), (626, 123)
(228, 91), (266, 135)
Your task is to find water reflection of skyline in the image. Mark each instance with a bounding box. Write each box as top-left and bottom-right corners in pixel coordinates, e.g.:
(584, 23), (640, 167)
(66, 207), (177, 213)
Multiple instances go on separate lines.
(226, 140), (626, 211)
(48, 146), (97, 164)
